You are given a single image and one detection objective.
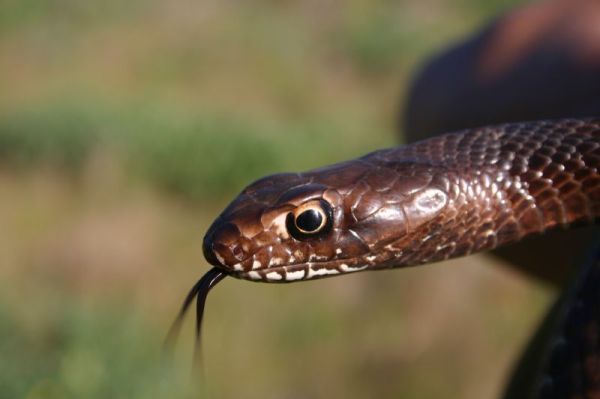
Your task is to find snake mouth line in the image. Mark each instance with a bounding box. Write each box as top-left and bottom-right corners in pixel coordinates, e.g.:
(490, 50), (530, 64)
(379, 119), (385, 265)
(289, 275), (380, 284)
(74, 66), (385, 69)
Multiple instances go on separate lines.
(234, 258), (372, 282)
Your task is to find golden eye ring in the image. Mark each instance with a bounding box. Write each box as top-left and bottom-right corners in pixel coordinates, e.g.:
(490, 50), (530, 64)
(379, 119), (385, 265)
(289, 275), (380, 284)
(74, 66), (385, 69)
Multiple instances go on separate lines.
(286, 200), (333, 240)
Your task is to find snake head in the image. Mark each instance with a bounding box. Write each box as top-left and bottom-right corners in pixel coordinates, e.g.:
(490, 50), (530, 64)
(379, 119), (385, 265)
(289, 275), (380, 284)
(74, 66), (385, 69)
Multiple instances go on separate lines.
(203, 158), (450, 282)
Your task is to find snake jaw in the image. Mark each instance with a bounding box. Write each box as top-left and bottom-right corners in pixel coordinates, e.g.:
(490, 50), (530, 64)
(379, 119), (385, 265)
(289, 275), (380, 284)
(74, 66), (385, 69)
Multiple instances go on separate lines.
(233, 258), (374, 282)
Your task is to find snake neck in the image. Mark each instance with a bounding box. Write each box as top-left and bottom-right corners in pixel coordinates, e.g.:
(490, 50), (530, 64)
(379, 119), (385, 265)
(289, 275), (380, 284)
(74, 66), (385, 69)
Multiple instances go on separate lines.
(369, 119), (600, 269)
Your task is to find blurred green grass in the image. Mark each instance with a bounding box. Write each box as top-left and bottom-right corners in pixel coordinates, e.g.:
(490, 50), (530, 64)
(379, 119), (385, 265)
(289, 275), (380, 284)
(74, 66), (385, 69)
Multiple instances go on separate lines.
(0, 298), (195, 399)
(0, 99), (392, 200)
(0, 1), (554, 399)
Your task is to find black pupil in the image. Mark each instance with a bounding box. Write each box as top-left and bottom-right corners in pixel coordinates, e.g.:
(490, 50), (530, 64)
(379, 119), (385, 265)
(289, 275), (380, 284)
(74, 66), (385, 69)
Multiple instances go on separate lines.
(296, 209), (323, 232)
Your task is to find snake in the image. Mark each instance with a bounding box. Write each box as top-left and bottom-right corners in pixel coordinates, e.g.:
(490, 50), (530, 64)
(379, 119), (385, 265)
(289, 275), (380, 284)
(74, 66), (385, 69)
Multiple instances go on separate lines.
(169, 118), (600, 397)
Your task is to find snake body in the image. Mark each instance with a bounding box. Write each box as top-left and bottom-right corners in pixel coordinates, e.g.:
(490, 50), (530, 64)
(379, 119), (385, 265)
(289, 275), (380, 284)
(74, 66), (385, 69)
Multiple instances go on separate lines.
(170, 118), (600, 398)
(202, 118), (600, 282)
(528, 246), (600, 398)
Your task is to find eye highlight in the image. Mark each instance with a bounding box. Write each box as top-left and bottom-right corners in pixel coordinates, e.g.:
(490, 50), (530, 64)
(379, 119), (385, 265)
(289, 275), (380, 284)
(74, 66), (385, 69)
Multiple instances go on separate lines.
(286, 200), (333, 240)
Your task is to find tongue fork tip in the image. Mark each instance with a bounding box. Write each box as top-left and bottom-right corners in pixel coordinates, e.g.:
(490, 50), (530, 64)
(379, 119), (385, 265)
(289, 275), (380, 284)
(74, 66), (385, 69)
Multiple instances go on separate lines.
(163, 267), (227, 365)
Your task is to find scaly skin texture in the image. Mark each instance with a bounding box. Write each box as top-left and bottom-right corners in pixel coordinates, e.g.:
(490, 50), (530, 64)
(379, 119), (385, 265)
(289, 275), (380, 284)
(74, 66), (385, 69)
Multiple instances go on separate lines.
(202, 119), (600, 282)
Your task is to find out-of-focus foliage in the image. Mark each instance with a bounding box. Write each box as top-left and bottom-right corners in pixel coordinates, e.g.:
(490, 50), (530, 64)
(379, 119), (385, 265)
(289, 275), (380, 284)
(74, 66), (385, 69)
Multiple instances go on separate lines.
(0, 1), (551, 399)
(0, 0), (521, 201)
(0, 101), (282, 199)
(0, 300), (195, 399)
(0, 100), (386, 199)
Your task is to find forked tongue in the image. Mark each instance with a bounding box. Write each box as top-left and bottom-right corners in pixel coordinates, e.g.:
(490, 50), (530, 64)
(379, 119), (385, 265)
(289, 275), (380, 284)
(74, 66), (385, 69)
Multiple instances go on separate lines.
(164, 267), (227, 372)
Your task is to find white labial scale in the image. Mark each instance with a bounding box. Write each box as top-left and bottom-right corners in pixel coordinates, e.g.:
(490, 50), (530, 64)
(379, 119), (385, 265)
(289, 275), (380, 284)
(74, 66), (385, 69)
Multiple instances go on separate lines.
(252, 260), (262, 270)
(266, 271), (283, 281)
(215, 252), (226, 265)
(284, 269), (306, 281)
(307, 266), (340, 279)
(247, 271), (262, 280)
(233, 263), (244, 271)
(339, 264), (368, 273)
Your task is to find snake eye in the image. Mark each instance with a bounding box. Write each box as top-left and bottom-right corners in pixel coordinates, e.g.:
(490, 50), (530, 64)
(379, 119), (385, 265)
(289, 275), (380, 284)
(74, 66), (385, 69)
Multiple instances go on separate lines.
(286, 200), (333, 240)
(296, 208), (324, 233)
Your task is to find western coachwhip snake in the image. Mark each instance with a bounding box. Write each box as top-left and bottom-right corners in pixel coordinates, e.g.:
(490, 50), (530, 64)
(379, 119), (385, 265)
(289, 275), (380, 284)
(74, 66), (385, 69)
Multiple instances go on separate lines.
(171, 118), (600, 398)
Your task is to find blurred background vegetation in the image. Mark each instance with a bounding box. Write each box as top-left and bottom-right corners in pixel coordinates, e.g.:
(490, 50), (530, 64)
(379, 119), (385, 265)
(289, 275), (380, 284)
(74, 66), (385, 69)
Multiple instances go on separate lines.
(0, 1), (555, 398)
